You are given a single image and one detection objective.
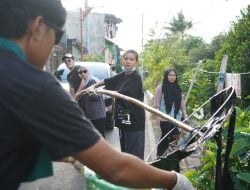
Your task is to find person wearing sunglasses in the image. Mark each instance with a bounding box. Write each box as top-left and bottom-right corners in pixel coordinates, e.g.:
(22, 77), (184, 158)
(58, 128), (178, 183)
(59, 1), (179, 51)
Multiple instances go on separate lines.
(77, 67), (106, 137)
(0, 0), (193, 190)
(43, 20), (64, 44)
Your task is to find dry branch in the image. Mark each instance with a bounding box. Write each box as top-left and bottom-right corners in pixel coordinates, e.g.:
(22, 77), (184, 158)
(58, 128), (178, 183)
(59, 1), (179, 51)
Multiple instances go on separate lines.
(79, 88), (193, 132)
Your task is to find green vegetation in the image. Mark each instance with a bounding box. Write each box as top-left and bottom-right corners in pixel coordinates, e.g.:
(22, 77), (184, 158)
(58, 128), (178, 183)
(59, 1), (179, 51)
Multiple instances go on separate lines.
(185, 107), (250, 190)
(140, 6), (250, 189)
(216, 5), (250, 108)
(83, 54), (104, 62)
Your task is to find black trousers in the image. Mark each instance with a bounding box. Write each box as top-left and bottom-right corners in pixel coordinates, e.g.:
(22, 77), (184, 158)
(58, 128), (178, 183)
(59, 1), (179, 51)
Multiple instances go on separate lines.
(119, 128), (145, 160)
(157, 121), (179, 157)
(91, 118), (106, 138)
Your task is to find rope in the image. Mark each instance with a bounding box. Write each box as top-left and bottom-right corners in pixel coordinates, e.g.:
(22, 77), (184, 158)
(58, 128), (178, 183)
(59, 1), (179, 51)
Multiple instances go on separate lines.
(199, 68), (250, 75)
(199, 69), (219, 74)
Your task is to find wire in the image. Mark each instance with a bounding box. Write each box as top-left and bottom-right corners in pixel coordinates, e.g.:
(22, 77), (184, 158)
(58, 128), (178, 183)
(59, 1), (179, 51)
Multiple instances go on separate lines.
(199, 69), (219, 74)
(238, 71), (250, 75)
(199, 68), (250, 75)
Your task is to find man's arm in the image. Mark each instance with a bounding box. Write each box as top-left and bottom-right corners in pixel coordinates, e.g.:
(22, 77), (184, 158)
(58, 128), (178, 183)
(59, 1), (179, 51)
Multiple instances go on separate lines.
(75, 80), (105, 99)
(92, 79), (104, 88)
(69, 83), (76, 99)
(74, 138), (192, 189)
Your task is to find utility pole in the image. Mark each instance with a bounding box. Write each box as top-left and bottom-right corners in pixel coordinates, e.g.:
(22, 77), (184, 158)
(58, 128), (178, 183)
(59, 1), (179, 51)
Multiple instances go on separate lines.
(141, 13), (144, 50)
(217, 55), (228, 92)
(141, 13), (144, 81)
(79, 5), (93, 61)
(185, 60), (203, 103)
(80, 0), (94, 61)
(80, 8), (83, 61)
(215, 54), (228, 190)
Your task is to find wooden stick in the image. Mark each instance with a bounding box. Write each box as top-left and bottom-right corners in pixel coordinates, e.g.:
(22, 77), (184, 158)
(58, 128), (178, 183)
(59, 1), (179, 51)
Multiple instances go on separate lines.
(82, 88), (193, 132)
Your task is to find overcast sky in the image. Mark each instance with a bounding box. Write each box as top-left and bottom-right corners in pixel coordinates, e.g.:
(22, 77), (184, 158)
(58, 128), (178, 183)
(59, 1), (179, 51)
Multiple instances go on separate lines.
(62, 0), (249, 52)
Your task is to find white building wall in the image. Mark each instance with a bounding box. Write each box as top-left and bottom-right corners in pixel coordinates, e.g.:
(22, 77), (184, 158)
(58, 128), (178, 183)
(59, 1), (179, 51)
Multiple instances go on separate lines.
(84, 13), (106, 55)
(65, 11), (81, 42)
(65, 11), (106, 55)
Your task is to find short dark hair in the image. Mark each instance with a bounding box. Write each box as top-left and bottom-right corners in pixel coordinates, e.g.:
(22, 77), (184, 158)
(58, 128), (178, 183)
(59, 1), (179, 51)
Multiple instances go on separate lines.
(0, 0), (66, 39)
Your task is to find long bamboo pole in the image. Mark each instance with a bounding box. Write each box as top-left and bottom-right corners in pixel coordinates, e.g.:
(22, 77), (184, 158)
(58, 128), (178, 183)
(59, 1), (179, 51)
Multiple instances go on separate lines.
(88, 88), (193, 132)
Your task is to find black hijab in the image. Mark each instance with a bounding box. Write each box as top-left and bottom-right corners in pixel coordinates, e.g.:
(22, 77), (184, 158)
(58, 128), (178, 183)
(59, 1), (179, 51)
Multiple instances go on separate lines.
(162, 68), (182, 117)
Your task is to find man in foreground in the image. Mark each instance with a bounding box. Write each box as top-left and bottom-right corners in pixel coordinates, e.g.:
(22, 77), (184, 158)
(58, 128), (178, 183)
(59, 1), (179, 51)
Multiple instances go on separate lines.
(0, 0), (193, 189)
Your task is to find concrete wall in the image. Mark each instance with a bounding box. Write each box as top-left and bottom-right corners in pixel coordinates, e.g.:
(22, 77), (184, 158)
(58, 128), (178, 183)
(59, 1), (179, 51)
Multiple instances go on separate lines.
(65, 11), (81, 42)
(84, 13), (106, 55)
(66, 11), (106, 55)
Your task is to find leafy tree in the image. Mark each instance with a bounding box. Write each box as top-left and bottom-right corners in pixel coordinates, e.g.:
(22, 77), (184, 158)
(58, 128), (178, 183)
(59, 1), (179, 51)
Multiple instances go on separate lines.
(209, 33), (227, 59)
(164, 11), (193, 38)
(216, 5), (250, 108)
(177, 35), (209, 62)
(142, 38), (174, 92)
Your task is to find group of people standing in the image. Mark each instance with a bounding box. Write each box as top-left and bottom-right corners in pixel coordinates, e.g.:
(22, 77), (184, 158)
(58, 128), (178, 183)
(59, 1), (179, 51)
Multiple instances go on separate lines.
(64, 50), (188, 161)
(0, 0), (193, 189)
(64, 50), (146, 160)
